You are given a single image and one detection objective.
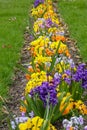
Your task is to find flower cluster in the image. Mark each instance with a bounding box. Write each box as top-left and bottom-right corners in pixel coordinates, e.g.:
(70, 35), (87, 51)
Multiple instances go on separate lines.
(10, 0), (87, 130)
(19, 116), (48, 130)
(62, 115), (87, 130)
(11, 116), (57, 130)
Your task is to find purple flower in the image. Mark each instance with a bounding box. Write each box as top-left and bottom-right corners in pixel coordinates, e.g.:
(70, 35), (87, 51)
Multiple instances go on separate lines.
(62, 70), (71, 85)
(30, 81), (58, 106)
(29, 111), (34, 118)
(21, 112), (25, 117)
(77, 115), (83, 125)
(54, 72), (61, 85)
(45, 18), (53, 28)
(84, 126), (87, 130)
(72, 63), (87, 89)
(34, 0), (44, 7)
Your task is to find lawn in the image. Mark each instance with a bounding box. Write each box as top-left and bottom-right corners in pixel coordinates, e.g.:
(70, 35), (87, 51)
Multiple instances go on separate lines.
(0, 0), (32, 118)
(58, 0), (87, 62)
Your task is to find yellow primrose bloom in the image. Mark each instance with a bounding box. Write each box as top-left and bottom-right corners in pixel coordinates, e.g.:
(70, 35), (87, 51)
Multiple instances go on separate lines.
(30, 36), (50, 47)
(50, 41), (69, 56)
(30, 36), (43, 46)
(52, 17), (59, 25)
(34, 55), (52, 64)
(74, 100), (87, 114)
(50, 41), (66, 50)
(33, 19), (43, 32)
(31, 4), (46, 18)
(48, 27), (57, 33)
(30, 37), (51, 56)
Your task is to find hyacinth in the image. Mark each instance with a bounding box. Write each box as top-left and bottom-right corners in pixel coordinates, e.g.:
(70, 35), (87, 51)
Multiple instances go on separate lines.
(34, 0), (44, 7)
(72, 63), (87, 89)
(30, 81), (58, 106)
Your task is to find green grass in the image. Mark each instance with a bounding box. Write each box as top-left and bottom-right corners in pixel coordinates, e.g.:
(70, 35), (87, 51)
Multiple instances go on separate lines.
(0, 0), (33, 119)
(58, 0), (87, 62)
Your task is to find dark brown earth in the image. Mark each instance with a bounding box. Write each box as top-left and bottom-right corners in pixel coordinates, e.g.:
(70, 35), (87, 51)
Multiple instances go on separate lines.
(0, 1), (86, 130)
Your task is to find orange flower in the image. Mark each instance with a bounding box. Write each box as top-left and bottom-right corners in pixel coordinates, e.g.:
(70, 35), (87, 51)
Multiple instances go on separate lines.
(51, 35), (56, 41)
(74, 100), (87, 114)
(70, 127), (74, 130)
(65, 50), (71, 58)
(55, 36), (66, 42)
(45, 48), (54, 56)
(58, 49), (63, 54)
(35, 64), (41, 72)
(20, 106), (26, 113)
(81, 104), (87, 114)
(62, 73), (69, 79)
(63, 102), (73, 115)
(28, 67), (34, 73)
(30, 47), (34, 52)
(60, 98), (74, 115)
(30, 47), (36, 56)
(25, 74), (31, 80)
(36, 68), (40, 72)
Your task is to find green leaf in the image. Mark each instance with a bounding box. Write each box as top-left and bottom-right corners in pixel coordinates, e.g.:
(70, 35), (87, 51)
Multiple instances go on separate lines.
(20, 100), (31, 114)
(40, 119), (50, 130)
(52, 93), (71, 123)
(49, 41), (61, 73)
(35, 99), (45, 117)
(26, 95), (42, 117)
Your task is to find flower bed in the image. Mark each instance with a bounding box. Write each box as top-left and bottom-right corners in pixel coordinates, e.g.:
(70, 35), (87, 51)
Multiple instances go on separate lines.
(8, 0), (87, 129)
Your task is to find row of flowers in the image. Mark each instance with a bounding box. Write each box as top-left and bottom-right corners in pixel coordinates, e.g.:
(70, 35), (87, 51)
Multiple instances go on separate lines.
(10, 0), (87, 130)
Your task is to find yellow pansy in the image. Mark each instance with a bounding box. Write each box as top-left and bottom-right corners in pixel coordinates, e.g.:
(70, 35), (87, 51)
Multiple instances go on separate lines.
(74, 100), (87, 114)
(25, 71), (47, 93)
(19, 123), (28, 130)
(19, 116), (57, 130)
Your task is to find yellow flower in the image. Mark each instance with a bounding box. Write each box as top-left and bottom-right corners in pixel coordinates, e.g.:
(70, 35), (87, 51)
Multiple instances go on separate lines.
(48, 27), (57, 33)
(33, 19), (43, 32)
(59, 94), (74, 115)
(74, 100), (87, 114)
(31, 4), (46, 18)
(27, 118), (32, 128)
(32, 116), (43, 127)
(19, 116), (57, 130)
(32, 127), (39, 130)
(19, 123), (27, 130)
(34, 55), (52, 64)
(25, 71), (47, 93)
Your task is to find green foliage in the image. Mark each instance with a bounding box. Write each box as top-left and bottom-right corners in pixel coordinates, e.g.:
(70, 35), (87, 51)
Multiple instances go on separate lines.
(0, 0), (32, 120)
